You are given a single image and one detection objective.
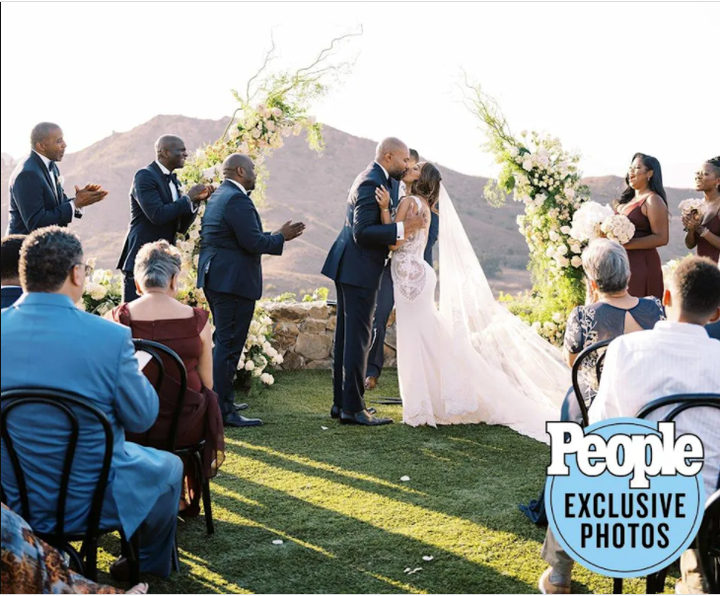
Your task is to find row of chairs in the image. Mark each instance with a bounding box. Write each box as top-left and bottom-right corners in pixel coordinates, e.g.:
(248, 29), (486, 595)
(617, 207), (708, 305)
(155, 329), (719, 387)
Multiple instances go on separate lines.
(569, 337), (720, 594)
(0, 340), (215, 585)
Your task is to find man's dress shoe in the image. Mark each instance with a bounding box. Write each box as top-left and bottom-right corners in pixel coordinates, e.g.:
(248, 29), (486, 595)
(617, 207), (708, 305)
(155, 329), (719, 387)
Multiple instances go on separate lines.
(340, 409), (393, 426)
(223, 412), (263, 427)
(331, 405), (375, 418)
(233, 402), (249, 411)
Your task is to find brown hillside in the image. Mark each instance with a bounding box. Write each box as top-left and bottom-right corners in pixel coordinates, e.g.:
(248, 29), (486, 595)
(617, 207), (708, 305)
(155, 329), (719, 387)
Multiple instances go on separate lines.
(2, 116), (698, 297)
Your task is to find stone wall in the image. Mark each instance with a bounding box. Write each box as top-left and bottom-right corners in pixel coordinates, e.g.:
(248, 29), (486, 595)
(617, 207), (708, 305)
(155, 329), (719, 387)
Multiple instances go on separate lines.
(262, 300), (397, 371)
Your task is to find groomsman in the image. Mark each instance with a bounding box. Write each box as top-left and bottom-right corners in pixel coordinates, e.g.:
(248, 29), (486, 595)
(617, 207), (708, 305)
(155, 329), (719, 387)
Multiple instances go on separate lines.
(117, 135), (213, 302)
(198, 153), (305, 427)
(7, 122), (108, 235)
(365, 149), (440, 390)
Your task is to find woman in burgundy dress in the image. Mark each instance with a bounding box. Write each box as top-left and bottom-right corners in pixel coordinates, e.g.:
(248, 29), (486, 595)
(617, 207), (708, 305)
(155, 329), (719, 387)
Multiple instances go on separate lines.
(108, 240), (224, 517)
(683, 156), (720, 264)
(614, 153), (669, 299)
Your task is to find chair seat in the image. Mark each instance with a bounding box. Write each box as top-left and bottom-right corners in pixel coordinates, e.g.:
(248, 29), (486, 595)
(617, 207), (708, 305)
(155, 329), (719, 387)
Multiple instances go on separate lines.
(174, 439), (206, 457)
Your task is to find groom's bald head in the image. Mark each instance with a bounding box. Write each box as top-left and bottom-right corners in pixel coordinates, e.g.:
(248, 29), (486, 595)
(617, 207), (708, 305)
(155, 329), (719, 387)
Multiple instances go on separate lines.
(375, 137), (410, 181)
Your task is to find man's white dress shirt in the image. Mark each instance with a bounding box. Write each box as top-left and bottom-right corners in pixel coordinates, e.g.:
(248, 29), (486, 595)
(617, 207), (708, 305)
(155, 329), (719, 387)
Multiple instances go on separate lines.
(590, 321), (720, 499)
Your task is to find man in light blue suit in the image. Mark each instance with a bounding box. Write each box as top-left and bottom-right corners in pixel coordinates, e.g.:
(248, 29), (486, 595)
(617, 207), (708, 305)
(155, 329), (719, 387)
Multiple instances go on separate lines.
(1, 226), (183, 578)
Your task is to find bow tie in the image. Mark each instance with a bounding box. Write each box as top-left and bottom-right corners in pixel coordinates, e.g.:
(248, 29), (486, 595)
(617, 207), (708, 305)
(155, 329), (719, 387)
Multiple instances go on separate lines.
(164, 172), (178, 186)
(49, 161), (59, 175)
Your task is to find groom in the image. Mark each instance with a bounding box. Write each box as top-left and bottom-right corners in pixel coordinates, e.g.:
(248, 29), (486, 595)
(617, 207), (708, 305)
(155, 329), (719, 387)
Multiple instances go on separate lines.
(322, 138), (424, 426)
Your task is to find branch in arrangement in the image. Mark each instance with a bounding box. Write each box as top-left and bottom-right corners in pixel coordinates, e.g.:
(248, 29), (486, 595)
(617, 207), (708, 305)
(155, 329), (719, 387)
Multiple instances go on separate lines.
(246, 32), (277, 103)
(461, 74), (515, 148)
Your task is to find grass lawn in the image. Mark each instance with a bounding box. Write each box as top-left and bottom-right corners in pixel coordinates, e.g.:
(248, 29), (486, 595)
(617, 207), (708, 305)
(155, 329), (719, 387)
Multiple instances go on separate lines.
(98, 369), (674, 594)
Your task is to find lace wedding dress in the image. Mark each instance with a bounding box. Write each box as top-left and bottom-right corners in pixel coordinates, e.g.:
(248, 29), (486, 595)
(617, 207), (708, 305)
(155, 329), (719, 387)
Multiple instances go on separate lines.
(391, 188), (568, 443)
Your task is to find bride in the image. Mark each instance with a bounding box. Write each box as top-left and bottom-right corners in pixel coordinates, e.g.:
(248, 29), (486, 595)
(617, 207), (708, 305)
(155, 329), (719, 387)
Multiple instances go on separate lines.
(375, 162), (568, 442)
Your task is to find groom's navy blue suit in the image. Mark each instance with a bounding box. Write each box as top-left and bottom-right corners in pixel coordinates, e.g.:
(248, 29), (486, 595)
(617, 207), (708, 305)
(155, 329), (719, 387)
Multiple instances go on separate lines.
(198, 179), (284, 416)
(322, 163), (399, 414)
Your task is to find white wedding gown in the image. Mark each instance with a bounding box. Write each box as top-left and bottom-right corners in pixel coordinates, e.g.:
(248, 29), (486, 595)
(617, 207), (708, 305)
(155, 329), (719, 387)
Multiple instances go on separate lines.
(391, 188), (568, 443)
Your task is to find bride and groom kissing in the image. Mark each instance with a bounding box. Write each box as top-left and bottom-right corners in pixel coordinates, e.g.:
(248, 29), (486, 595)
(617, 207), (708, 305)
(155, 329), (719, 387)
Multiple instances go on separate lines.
(322, 137), (568, 437)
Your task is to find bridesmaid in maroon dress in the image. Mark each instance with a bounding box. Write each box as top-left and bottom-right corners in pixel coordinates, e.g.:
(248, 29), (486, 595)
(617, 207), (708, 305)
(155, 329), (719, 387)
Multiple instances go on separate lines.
(108, 240), (224, 517)
(683, 156), (720, 264)
(614, 153), (669, 299)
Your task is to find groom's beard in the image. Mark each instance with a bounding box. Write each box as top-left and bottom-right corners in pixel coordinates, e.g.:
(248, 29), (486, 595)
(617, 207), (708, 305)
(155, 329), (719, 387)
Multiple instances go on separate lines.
(390, 168), (407, 181)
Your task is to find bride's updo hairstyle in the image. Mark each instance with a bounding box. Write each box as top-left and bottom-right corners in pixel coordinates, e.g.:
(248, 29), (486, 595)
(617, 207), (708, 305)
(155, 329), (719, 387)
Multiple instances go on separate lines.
(411, 162), (442, 212)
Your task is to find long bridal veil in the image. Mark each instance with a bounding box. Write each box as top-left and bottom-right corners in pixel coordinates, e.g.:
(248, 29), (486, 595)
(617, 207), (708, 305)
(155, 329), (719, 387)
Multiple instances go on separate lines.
(437, 184), (568, 442)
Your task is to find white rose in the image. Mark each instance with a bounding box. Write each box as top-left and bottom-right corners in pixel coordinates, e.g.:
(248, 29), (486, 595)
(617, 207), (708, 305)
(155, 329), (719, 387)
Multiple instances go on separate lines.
(90, 284), (107, 301)
(260, 373), (275, 385)
(549, 230), (560, 242)
(57, 175), (65, 188)
(552, 312), (564, 323)
(571, 256), (583, 268)
(245, 360), (255, 371)
(263, 342), (272, 352)
(252, 128), (262, 139)
(522, 159), (533, 172)
(571, 243), (582, 254)
(229, 127), (242, 140)
(560, 226), (572, 235)
(271, 107), (283, 118)
(557, 256), (570, 268)
(556, 244), (568, 256)
(266, 120), (276, 132)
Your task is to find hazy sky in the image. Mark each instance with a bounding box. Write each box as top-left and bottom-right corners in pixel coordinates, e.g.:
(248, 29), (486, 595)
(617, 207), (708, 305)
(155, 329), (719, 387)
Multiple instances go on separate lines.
(1, 2), (716, 187)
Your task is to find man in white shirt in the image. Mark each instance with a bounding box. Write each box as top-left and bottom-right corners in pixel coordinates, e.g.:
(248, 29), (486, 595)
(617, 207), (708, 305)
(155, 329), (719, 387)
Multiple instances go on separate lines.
(539, 257), (720, 595)
(7, 122), (108, 235)
(116, 135), (214, 301)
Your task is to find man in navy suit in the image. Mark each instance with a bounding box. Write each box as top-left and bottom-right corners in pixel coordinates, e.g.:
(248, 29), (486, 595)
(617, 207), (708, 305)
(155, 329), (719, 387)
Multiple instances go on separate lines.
(365, 149), (440, 390)
(1, 235), (25, 308)
(117, 135), (214, 302)
(322, 138), (424, 425)
(198, 153), (305, 427)
(7, 122), (107, 235)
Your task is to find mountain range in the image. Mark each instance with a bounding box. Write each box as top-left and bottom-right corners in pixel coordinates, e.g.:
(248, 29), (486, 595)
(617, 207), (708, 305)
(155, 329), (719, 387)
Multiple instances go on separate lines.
(1, 115), (698, 297)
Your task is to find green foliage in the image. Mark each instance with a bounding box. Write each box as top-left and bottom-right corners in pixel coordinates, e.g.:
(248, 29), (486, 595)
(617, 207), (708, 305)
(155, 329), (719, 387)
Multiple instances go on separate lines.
(302, 287), (330, 302)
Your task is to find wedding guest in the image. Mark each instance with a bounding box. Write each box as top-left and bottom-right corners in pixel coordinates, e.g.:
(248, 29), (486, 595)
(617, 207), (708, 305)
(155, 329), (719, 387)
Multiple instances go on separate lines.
(562, 239), (665, 413)
(6, 122), (108, 235)
(1, 226), (183, 579)
(1, 504), (148, 594)
(109, 240), (225, 516)
(198, 153), (305, 427)
(1, 234), (25, 308)
(683, 156), (720, 264)
(366, 149), (422, 390)
(117, 135), (214, 302)
(539, 256), (720, 595)
(614, 153), (669, 299)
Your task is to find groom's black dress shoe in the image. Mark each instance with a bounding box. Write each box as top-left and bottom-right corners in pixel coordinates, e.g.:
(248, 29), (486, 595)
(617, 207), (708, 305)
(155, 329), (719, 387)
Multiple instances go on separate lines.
(233, 402), (249, 412)
(331, 405), (375, 419)
(223, 412), (263, 428)
(340, 409), (393, 426)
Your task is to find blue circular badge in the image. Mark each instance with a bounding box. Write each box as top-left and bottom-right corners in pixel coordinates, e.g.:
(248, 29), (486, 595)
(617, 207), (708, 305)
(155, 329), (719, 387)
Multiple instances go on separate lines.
(545, 417), (704, 578)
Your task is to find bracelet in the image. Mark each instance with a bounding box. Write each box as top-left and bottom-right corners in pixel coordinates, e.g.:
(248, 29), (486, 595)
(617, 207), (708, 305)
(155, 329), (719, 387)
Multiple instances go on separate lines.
(698, 226), (709, 238)
(381, 208), (390, 212)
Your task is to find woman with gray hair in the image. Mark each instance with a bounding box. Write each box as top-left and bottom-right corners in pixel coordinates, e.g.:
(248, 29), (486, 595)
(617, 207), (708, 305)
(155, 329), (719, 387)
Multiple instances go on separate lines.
(520, 239), (666, 526)
(563, 238), (665, 398)
(108, 240), (225, 517)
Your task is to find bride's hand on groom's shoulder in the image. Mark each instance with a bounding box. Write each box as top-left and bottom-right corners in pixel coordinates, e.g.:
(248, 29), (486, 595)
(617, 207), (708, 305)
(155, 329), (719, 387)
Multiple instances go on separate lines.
(375, 187), (391, 211)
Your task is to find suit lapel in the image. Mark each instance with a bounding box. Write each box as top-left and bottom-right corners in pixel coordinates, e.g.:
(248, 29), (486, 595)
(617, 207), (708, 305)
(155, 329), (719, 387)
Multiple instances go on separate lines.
(148, 162), (173, 203)
(30, 152), (59, 203)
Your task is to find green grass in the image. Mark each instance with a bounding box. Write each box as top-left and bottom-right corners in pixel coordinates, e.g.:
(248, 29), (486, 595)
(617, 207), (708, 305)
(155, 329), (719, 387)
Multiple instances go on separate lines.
(97, 370), (675, 594)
